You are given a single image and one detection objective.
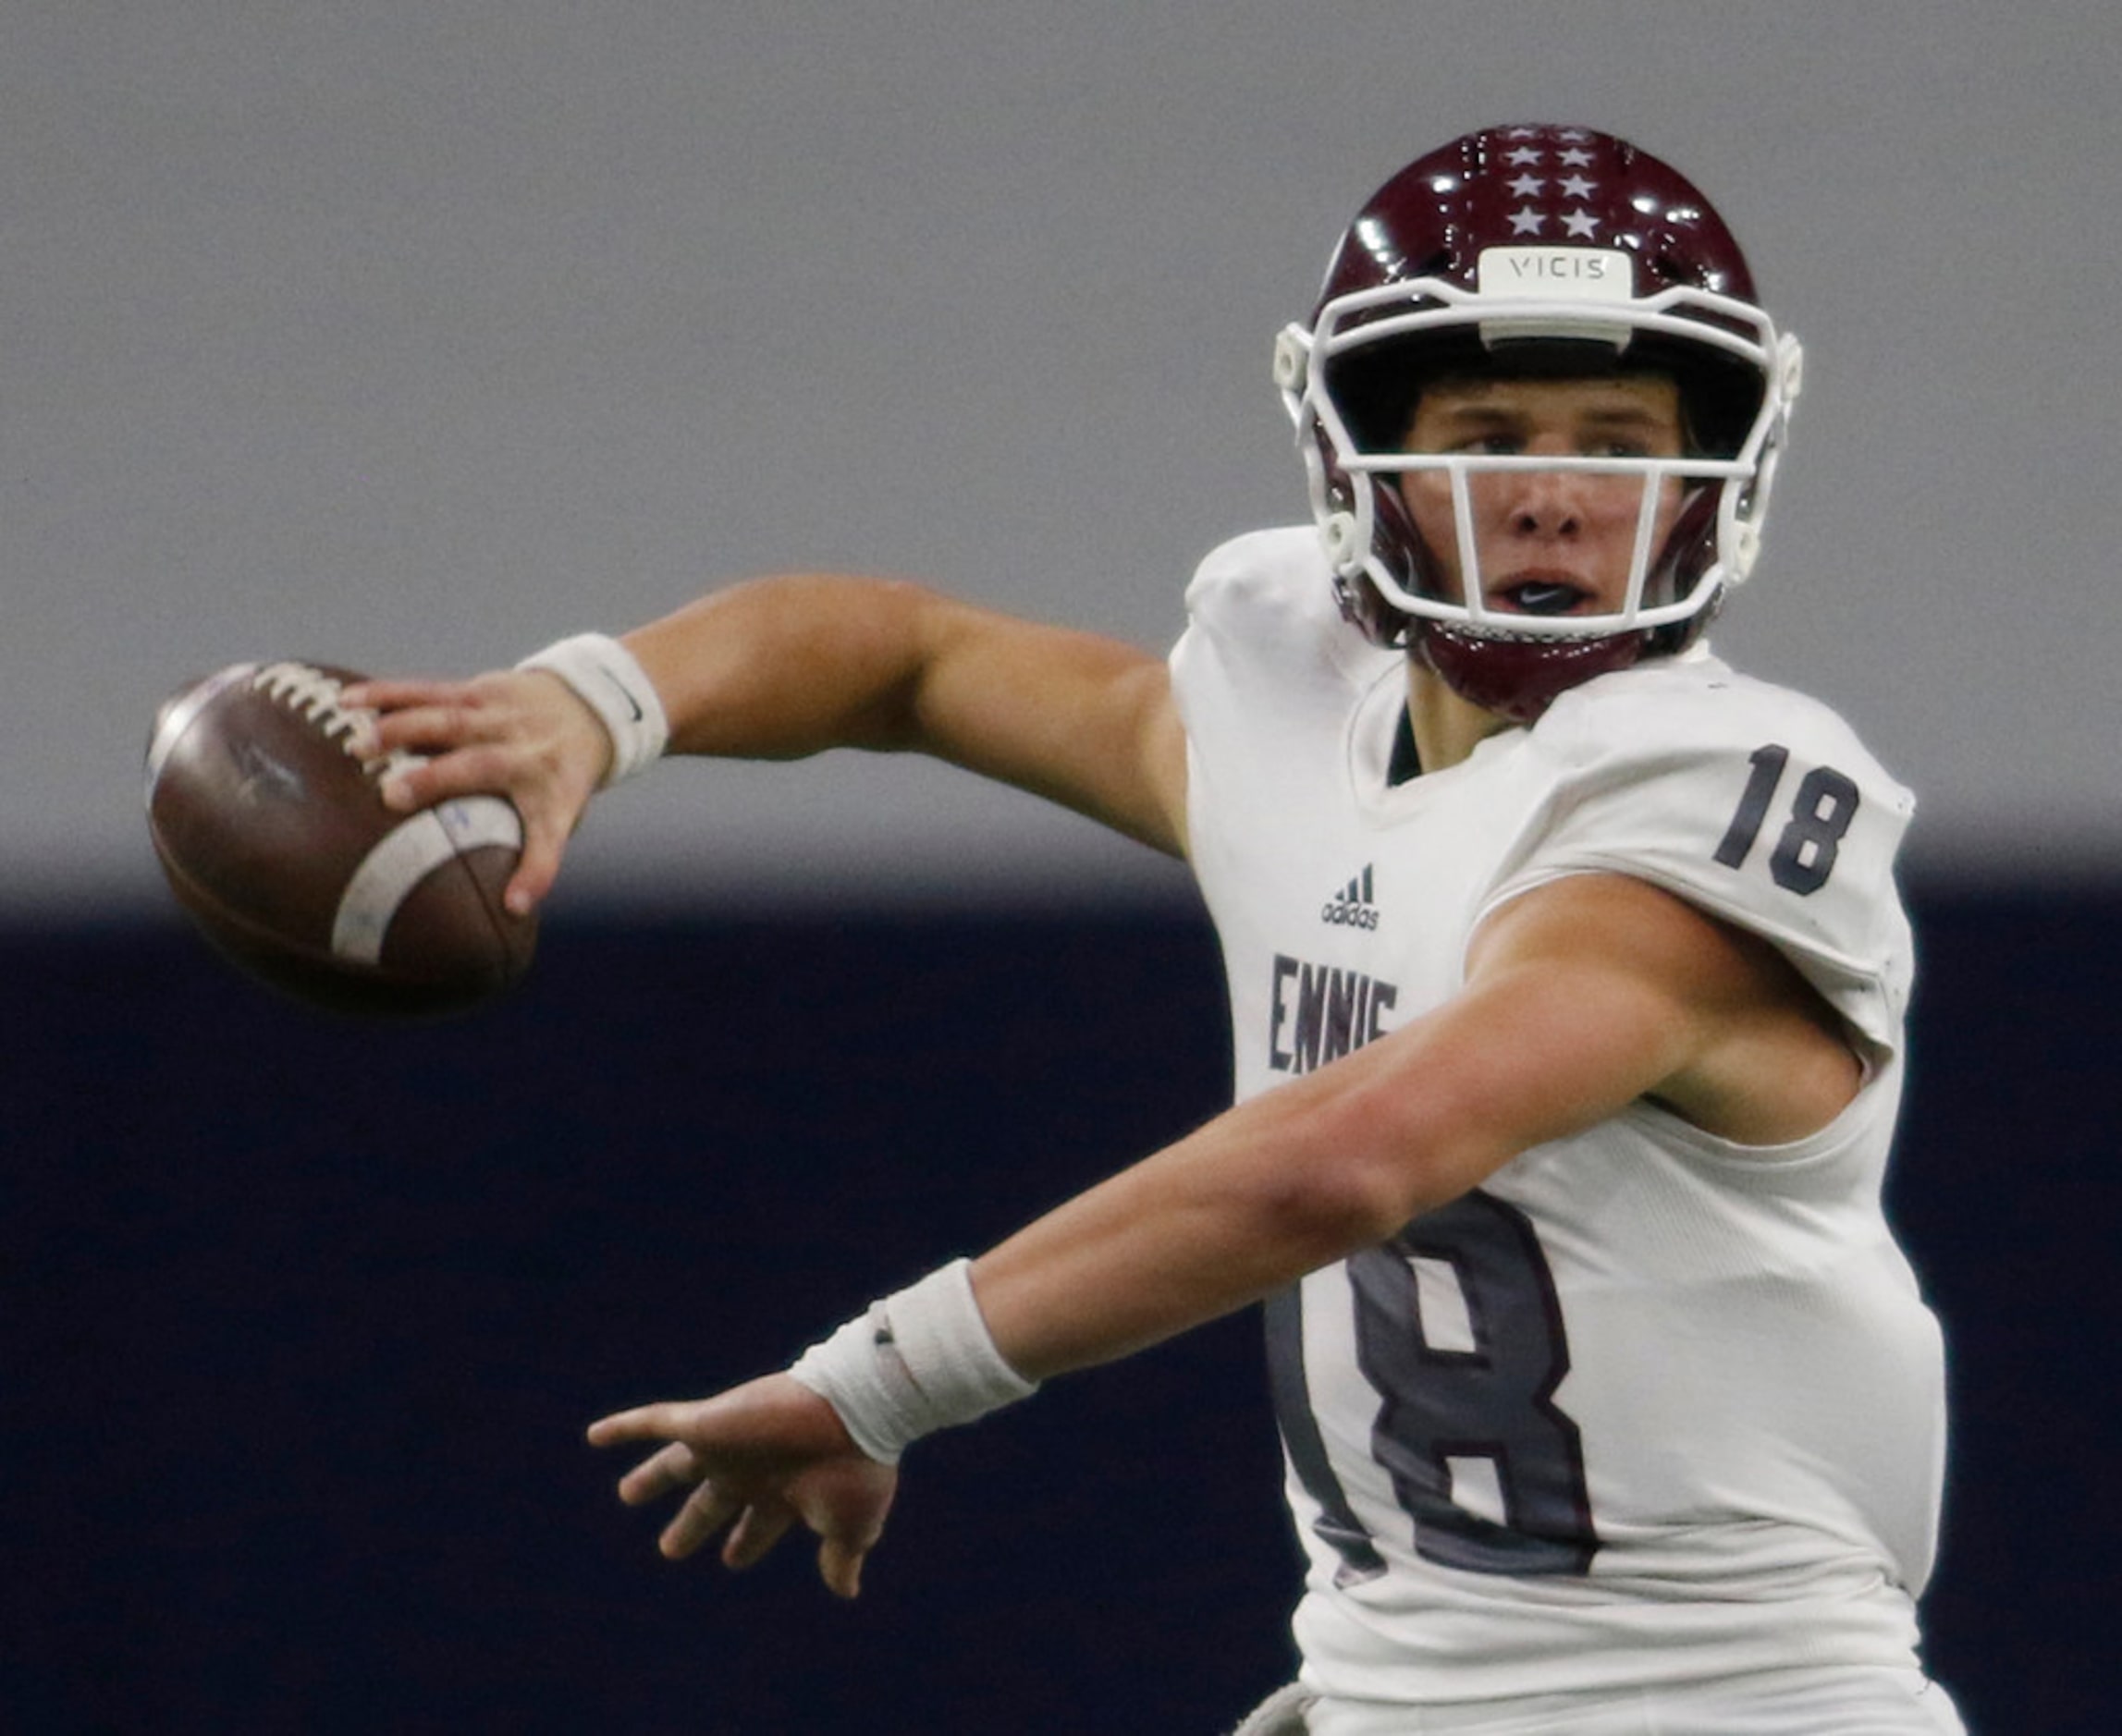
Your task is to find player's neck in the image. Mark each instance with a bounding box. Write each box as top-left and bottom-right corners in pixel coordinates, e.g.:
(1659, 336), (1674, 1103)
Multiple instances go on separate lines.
(1405, 663), (1515, 774)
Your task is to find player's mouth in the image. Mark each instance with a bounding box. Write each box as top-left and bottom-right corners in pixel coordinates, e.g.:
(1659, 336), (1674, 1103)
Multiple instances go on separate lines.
(1488, 572), (1600, 616)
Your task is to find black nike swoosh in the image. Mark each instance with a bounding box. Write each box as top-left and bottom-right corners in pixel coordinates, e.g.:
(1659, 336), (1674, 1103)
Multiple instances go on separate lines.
(597, 668), (644, 723)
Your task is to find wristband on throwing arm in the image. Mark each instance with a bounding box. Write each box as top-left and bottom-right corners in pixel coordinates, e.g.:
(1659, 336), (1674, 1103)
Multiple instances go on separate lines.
(786, 1258), (1040, 1466)
(515, 632), (669, 788)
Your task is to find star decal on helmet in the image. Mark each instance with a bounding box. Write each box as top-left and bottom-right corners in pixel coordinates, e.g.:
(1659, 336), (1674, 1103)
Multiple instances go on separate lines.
(1509, 207), (1547, 235)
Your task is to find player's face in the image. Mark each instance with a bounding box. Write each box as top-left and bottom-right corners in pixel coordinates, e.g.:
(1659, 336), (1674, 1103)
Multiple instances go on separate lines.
(1396, 375), (1688, 619)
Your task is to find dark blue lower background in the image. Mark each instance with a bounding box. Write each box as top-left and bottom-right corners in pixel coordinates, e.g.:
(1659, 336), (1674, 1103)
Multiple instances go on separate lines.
(6, 883), (2112, 1732)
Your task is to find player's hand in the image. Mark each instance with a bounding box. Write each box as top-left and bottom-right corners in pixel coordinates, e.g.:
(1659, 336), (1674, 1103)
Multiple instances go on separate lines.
(587, 1373), (899, 1599)
(339, 670), (610, 915)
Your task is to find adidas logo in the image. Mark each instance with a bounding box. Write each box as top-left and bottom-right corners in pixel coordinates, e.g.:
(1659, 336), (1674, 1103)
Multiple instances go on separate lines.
(1320, 864), (1381, 931)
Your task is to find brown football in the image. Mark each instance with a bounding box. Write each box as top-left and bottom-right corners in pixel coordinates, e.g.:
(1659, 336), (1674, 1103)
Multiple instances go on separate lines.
(144, 660), (537, 1018)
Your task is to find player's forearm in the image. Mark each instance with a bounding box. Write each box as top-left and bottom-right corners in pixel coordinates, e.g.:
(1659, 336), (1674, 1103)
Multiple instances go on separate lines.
(621, 574), (949, 763)
(621, 572), (1187, 853)
(779, 1051), (1435, 1468)
(967, 1027), (1513, 1381)
(966, 930), (1699, 1382)
(781, 893), (1712, 1468)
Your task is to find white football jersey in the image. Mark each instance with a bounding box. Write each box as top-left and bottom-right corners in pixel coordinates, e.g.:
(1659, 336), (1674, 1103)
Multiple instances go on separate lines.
(1170, 527), (1946, 1705)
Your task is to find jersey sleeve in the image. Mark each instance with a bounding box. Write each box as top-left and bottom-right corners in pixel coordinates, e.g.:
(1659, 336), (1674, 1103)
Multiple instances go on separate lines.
(1170, 525), (1402, 866)
(1482, 659), (1918, 1057)
(1170, 526), (1392, 717)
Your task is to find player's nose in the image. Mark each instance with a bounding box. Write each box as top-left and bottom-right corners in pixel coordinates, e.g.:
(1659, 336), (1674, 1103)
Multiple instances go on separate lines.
(1501, 467), (1588, 538)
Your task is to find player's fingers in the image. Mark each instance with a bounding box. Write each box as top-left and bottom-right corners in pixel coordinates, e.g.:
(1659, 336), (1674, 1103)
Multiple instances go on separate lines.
(660, 1479), (742, 1561)
(338, 677), (466, 715)
(352, 688), (497, 754)
(791, 1461), (893, 1598)
(359, 667), (567, 763)
(588, 1400), (701, 1451)
(721, 1498), (797, 1571)
(816, 1534), (870, 1600)
(586, 1403), (653, 1448)
(612, 1440), (703, 1507)
(504, 828), (565, 916)
(373, 740), (516, 813)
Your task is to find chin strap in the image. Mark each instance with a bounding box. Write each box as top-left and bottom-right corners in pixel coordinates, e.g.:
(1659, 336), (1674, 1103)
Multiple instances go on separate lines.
(1417, 621), (1650, 724)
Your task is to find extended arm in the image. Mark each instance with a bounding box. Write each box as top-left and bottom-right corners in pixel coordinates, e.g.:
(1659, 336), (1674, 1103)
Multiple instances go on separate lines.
(970, 869), (1857, 1375)
(346, 574), (1187, 911)
(589, 871), (1859, 1587)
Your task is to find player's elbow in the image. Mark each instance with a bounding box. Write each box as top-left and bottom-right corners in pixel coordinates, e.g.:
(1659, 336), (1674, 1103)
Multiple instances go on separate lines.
(1276, 1081), (1503, 1253)
(1265, 1161), (1418, 1259)
(1239, 1145), (1426, 1265)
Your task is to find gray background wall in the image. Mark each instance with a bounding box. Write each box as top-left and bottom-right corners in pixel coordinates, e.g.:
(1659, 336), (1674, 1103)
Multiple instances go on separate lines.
(6, 0), (2118, 911)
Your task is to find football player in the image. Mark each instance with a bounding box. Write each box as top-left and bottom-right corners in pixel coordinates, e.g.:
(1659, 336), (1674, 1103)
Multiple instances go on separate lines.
(349, 126), (1962, 1733)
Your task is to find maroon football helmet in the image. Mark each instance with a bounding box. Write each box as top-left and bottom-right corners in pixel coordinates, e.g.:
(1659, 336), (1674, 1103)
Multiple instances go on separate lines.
(1275, 125), (1804, 720)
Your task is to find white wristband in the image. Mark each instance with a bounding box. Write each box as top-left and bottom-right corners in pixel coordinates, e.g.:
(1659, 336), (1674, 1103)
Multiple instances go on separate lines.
(787, 1258), (1039, 1466)
(515, 632), (669, 788)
